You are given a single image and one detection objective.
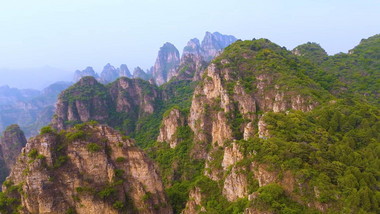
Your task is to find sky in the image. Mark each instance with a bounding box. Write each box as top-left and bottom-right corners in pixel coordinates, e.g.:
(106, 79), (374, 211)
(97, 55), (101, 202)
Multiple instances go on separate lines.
(0, 0), (379, 89)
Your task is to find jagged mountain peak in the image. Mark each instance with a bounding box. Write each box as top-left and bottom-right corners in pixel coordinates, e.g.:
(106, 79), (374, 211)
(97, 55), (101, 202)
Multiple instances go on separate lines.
(152, 42), (180, 86)
(100, 63), (119, 83)
(182, 31), (237, 62)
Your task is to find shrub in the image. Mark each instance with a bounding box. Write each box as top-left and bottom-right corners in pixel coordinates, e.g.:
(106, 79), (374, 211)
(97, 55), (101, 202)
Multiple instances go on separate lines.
(40, 126), (54, 135)
(54, 155), (68, 168)
(116, 157), (126, 162)
(66, 130), (86, 141)
(28, 149), (38, 159)
(87, 143), (101, 153)
(113, 201), (124, 209)
(98, 186), (116, 199)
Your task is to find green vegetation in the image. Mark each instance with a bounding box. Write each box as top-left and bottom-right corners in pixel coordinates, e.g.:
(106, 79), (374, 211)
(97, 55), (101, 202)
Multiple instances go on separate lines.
(40, 125), (55, 135)
(3, 35), (378, 213)
(0, 181), (22, 213)
(308, 34), (380, 106)
(66, 130), (86, 141)
(27, 149), (38, 159)
(115, 157), (125, 162)
(86, 143), (101, 153)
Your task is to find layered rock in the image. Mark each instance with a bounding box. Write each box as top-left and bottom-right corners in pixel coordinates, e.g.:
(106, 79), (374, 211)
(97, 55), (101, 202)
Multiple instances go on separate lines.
(3, 124), (172, 213)
(181, 39), (331, 210)
(222, 167), (248, 201)
(52, 76), (157, 133)
(181, 187), (205, 214)
(189, 39), (325, 151)
(152, 43), (180, 86)
(157, 108), (185, 148)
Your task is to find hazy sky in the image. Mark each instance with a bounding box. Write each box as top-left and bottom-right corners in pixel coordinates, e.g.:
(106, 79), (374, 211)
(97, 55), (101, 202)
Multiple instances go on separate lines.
(0, 0), (379, 88)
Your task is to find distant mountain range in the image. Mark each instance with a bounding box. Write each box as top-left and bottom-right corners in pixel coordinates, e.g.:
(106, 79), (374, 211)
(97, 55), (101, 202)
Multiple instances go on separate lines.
(72, 32), (237, 86)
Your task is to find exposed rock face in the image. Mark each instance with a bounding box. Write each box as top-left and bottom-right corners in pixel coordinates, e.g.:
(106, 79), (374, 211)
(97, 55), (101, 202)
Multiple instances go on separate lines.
(133, 67), (151, 81)
(0, 146), (7, 187)
(223, 167), (248, 201)
(73, 67), (99, 82)
(201, 32), (237, 61)
(52, 77), (111, 131)
(182, 39), (330, 209)
(171, 53), (208, 82)
(181, 187), (205, 214)
(108, 77), (157, 117)
(100, 63), (119, 83)
(183, 32), (237, 62)
(152, 43), (180, 86)
(0, 124), (27, 170)
(188, 40), (324, 156)
(52, 76), (157, 132)
(182, 38), (202, 56)
(4, 124), (172, 214)
(118, 64), (132, 78)
(157, 108), (185, 148)
(221, 143), (244, 171)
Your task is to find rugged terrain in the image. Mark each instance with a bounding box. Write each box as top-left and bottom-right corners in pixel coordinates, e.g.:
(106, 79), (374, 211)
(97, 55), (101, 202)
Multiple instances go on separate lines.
(0, 82), (71, 137)
(0, 124), (27, 187)
(0, 34), (379, 214)
(1, 123), (172, 214)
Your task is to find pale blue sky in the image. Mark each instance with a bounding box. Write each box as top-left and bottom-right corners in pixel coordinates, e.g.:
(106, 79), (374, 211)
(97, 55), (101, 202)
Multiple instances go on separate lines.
(0, 0), (379, 88)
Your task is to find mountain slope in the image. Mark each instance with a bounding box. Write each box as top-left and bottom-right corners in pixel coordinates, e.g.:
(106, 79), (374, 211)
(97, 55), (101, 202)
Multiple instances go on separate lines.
(1, 123), (172, 213)
(300, 34), (380, 106)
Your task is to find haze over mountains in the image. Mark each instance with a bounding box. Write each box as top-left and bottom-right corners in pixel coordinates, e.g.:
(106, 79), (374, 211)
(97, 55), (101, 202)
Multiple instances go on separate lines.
(0, 32), (237, 137)
(0, 31), (378, 214)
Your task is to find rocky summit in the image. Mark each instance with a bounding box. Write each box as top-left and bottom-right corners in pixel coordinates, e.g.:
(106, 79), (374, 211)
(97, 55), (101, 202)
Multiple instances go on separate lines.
(152, 42), (180, 86)
(2, 123), (172, 213)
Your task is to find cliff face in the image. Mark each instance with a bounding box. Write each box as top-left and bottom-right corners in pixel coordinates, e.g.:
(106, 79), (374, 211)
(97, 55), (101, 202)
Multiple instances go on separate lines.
(179, 39), (333, 213)
(157, 108), (185, 148)
(52, 76), (157, 134)
(0, 125), (27, 170)
(152, 43), (180, 86)
(3, 123), (172, 213)
(188, 39), (326, 148)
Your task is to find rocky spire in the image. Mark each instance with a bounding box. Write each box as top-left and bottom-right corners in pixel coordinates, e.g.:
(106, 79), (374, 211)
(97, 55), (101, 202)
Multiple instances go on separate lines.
(118, 64), (132, 78)
(152, 42), (180, 86)
(100, 63), (119, 83)
(0, 124), (27, 170)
